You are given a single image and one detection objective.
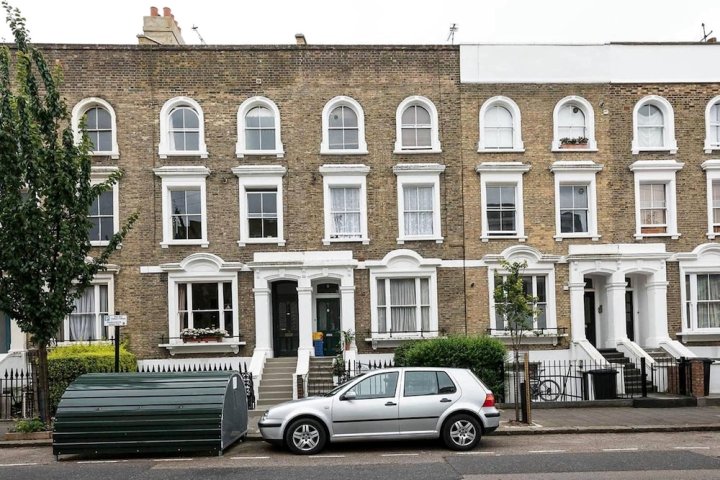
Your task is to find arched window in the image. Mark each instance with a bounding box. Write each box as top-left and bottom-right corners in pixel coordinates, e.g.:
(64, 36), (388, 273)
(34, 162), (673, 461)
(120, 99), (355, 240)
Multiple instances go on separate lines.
(321, 96), (367, 154)
(551, 96), (597, 151)
(394, 96), (441, 153)
(71, 98), (119, 159)
(704, 96), (720, 153)
(159, 97), (208, 159)
(631, 95), (677, 154)
(236, 96), (284, 157)
(478, 96), (524, 152)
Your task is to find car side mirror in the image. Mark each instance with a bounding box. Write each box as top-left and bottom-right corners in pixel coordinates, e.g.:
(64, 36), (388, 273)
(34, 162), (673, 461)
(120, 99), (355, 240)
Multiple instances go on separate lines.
(342, 390), (357, 401)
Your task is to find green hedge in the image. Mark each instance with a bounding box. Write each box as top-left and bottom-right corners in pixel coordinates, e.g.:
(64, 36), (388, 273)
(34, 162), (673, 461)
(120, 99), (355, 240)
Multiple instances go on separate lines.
(393, 336), (507, 395)
(48, 344), (137, 415)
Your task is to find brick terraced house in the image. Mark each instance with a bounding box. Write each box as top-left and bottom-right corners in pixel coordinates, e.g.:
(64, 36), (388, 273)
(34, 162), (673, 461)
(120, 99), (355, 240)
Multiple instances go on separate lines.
(1, 8), (719, 400)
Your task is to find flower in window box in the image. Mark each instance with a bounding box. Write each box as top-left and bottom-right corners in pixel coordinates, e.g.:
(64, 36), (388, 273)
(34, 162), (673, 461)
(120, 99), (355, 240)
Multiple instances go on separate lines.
(180, 327), (228, 343)
(559, 136), (589, 149)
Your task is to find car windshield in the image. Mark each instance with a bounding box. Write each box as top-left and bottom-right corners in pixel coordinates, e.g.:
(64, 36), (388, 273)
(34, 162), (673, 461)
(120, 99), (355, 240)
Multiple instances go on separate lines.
(323, 374), (366, 396)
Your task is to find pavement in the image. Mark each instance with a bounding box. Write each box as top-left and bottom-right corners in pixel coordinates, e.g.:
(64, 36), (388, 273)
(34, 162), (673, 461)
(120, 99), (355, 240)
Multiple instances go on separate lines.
(2, 403), (720, 448)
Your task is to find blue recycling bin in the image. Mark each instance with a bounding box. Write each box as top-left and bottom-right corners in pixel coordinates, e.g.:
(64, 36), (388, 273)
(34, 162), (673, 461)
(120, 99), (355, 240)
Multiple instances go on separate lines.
(314, 340), (324, 357)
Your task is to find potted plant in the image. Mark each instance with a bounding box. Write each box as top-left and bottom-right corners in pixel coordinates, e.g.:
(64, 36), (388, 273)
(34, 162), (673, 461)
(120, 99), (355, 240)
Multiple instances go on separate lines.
(559, 136), (589, 149)
(332, 354), (346, 385)
(180, 327), (228, 343)
(341, 329), (355, 351)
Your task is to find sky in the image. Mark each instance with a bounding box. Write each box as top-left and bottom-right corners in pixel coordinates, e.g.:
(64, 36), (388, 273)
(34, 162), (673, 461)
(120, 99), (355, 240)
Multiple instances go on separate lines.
(0, 0), (719, 45)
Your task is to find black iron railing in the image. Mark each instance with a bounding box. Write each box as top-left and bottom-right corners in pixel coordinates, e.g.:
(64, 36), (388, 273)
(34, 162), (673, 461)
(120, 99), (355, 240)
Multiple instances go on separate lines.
(306, 359), (395, 397)
(0, 368), (34, 420)
(158, 334), (245, 343)
(486, 327), (568, 336)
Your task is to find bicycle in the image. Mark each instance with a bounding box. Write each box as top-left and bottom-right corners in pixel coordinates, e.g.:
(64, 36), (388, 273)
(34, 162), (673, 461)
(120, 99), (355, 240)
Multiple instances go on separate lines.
(529, 368), (561, 401)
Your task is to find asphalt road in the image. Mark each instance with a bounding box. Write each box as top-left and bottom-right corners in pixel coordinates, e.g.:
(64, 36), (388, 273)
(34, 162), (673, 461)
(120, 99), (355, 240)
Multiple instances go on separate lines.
(1, 431), (719, 480)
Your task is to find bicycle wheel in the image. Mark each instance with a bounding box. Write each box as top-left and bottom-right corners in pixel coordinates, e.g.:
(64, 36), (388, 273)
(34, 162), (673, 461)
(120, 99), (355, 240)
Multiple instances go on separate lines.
(537, 379), (561, 401)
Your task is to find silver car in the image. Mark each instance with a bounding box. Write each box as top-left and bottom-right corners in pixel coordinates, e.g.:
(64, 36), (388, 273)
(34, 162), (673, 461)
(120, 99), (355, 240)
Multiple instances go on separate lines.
(259, 367), (500, 455)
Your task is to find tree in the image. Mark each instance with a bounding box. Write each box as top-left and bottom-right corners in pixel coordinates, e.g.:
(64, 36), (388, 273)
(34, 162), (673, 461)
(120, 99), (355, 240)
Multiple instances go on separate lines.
(493, 260), (537, 422)
(0, 3), (137, 422)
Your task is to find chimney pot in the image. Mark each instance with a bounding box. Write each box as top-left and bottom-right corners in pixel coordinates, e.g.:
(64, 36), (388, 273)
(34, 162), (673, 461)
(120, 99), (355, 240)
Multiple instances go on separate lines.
(163, 7), (172, 17)
(150, 6), (159, 16)
(295, 33), (307, 46)
(708, 37), (717, 43)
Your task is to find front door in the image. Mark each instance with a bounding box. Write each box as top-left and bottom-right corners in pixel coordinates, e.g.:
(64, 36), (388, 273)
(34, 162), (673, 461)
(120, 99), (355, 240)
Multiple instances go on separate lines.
(272, 281), (299, 357)
(584, 281), (597, 346)
(317, 298), (340, 356)
(625, 281), (635, 342)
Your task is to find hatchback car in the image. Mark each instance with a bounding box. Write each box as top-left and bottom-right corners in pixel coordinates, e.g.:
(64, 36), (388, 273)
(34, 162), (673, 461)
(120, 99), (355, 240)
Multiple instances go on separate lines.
(259, 367), (500, 455)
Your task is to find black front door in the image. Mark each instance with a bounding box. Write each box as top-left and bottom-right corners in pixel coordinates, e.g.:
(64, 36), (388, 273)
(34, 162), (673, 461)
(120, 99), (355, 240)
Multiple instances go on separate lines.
(317, 298), (341, 356)
(625, 290), (635, 342)
(272, 281), (299, 357)
(584, 290), (597, 347)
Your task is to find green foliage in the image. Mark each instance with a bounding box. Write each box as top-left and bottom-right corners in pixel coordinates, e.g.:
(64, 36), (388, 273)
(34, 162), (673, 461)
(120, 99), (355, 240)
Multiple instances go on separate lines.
(12, 417), (47, 433)
(392, 336), (507, 395)
(48, 344), (137, 414)
(493, 260), (537, 351)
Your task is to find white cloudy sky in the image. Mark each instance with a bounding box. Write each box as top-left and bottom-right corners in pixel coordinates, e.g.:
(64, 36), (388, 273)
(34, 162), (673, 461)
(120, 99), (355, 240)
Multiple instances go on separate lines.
(0, 0), (719, 45)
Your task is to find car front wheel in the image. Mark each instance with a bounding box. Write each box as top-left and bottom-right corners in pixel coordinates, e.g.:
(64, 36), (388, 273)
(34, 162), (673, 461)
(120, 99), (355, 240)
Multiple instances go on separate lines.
(442, 414), (481, 451)
(285, 418), (327, 455)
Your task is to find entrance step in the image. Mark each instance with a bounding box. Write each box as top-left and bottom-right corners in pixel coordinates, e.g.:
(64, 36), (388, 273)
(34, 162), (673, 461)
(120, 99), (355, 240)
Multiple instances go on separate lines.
(257, 357), (297, 408)
(306, 356), (337, 397)
(598, 348), (654, 395)
(643, 348), (675, 362)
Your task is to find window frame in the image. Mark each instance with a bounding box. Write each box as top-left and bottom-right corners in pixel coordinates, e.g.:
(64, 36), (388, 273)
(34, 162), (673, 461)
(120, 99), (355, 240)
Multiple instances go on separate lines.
(366, 250), (441, 341)
(236, 96), (284, 158)
(159, 96), (208, 159)
(89, 166), (120, 247)
(154, 166), (210, 248)
(629, 160), (683, 239)
(550, 160), (602, 241)
(71, 98), (119, 159)
(232, 165), (286, 246)
(393, 163), (445, 244)
(394, 96), (442, 154)
(702, 160), (720, 239)
(319, 164), (370, 245)
(61, 272), (115, 343)
(704, 96), (720, 154)
(476, 162), (530, 241)
(631, 95), (677, 154)
(551, 96), (597, 152)
(321, 96), (368, 155)
(683, 272), (720, 334)
(478, 96), (524, 153)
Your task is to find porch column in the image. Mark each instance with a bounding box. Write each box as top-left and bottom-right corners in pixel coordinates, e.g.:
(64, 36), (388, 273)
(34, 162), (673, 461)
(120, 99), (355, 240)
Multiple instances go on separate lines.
(9, 319), (25, 352)
(340, 284), (357, 355)
(297, 280), (314, 355)
(253, 285), (273, 355)
(644, 270), (669, 348)
(606, 270), (628, 348)
(568, 281), (587, 342)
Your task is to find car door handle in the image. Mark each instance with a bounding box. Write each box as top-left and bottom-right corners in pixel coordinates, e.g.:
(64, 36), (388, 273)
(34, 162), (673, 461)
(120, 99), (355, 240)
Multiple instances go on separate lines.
(440, 398), (452, 403)
(385, 401), (397, 406)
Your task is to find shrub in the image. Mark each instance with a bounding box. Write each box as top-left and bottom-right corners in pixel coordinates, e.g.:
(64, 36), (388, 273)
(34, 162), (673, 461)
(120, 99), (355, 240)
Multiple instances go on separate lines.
(48, 343), (137, 415)
(12, 417), (47, 433)
(392, 336), (507, 395)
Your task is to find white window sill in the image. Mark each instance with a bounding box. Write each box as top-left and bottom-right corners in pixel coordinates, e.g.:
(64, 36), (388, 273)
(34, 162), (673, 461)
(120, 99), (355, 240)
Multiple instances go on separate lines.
(55, 340), (114, 346)
(490, 331), (567, 346)
(237, 239), (286, 247)
(90, 240), (111, 247)
(632, 147), (677, 155)
(322, 237), (370, 245)
(481, 234), (527, 242)
(677, 331), (720, 342)
(393, 148), (442, 155)
(554, 234), (600, 242)
(707, 231), (720, 240)
(477, 147), (525, 154)
(551, 147), (598, 153)
(160, 340), (246, 355)
(704, 145), (720, 154)
(159, 149), (209, 159)
(320, 149), (369, 155)
(90, 151), (120, 160)
(397, 236), (443, 244)
(161, 240), (209, 248)
(236, 149), (285, 158)
(634, 233), (680, 240)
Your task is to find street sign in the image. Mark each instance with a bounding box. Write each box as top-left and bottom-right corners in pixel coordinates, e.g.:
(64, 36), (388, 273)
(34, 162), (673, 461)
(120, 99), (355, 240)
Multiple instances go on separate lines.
(104, 314), (128, 327)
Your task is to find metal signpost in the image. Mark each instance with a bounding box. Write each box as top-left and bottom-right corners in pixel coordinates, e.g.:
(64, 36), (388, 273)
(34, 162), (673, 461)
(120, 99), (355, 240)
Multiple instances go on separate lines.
(104, 312), (128, 372)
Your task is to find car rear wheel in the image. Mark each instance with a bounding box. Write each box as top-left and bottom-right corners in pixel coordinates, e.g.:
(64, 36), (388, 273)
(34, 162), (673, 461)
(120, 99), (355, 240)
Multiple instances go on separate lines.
(442, 414), (481, 451)
(285, 418), (327, 455)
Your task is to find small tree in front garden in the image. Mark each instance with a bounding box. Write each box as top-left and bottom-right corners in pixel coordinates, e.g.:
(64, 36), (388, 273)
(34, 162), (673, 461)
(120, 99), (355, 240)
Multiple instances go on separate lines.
(493, 260), (537, 422)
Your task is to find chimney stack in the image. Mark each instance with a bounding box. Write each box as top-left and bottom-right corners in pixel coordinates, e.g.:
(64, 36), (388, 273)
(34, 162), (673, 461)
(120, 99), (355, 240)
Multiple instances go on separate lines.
(708, 37), (717, 43)
(295, 33), (307, 46)
(138, 6), (186, 45)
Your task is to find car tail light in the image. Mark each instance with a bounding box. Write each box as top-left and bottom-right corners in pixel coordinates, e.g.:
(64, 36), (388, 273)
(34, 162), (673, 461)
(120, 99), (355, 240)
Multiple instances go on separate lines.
(482, 393), (495, 407)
